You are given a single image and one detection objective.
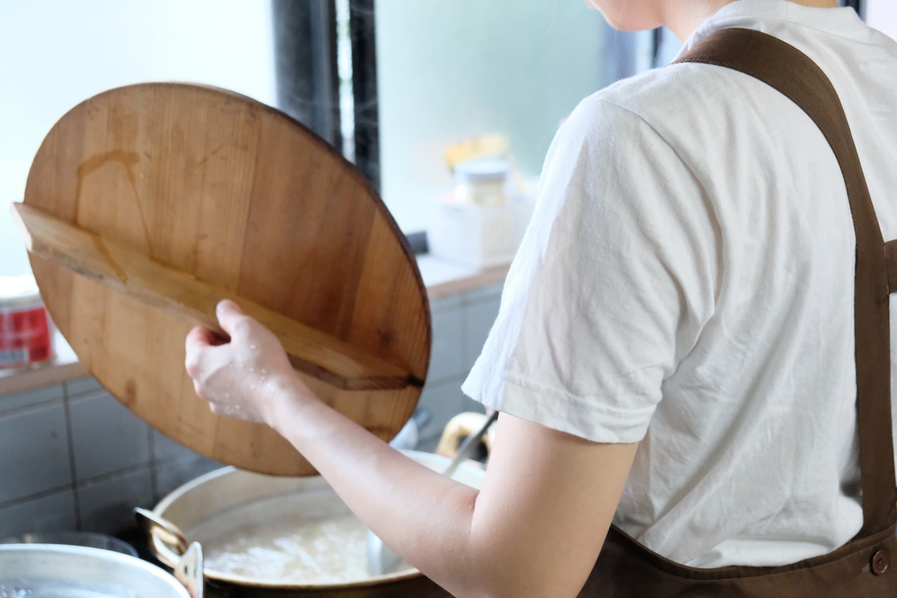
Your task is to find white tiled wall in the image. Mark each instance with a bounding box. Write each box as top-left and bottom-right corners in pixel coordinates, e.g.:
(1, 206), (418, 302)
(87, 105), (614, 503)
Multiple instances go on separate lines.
(0, 283), (503, 537)
(0, 379), (221, 538)
(69, 391), (152, 481)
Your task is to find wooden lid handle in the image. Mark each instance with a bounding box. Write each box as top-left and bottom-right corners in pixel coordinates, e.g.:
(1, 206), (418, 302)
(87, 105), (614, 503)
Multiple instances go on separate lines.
(13, 202), (421, 391)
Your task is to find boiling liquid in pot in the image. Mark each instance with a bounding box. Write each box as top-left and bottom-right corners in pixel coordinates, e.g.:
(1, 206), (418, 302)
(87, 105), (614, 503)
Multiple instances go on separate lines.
(195, 511), (413, 584)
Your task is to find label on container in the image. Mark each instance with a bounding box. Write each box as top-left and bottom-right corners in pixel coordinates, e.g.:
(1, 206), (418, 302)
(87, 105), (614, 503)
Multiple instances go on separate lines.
(0, 305), (53, 367)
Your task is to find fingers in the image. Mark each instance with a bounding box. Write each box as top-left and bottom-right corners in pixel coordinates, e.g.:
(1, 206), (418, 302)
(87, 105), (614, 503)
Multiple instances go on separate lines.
(192, 378), (205, 399)
(185, 326), (218, 380)
(216, 299), (250, 338)
(186, 326), (218, 348)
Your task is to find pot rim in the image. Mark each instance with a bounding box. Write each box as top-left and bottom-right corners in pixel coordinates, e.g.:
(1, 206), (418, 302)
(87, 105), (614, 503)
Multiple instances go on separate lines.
(0, 543), (191, 597)
(151, 450), (484, 589)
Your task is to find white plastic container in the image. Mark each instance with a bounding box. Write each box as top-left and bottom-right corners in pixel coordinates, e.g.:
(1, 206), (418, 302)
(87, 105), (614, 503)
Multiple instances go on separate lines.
(429, 158), (535, 269)
(428, 199), (534, 270)
(453, 158), (511, 206)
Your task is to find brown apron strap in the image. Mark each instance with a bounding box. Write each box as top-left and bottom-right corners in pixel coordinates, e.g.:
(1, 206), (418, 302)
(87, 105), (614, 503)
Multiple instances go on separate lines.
(886, 240), (897, 293)
(676, 28), (896, 537)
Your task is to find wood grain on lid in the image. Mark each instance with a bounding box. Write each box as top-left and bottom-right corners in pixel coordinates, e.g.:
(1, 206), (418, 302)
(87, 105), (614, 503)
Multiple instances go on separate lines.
(22, 83), (431, 476)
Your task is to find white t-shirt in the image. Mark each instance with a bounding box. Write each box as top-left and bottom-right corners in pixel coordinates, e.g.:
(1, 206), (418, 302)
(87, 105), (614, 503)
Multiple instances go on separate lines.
(462, 0), (897, 569)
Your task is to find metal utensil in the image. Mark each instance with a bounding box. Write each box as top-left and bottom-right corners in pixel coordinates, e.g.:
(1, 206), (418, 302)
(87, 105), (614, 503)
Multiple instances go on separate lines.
(366, 410), (499, 576)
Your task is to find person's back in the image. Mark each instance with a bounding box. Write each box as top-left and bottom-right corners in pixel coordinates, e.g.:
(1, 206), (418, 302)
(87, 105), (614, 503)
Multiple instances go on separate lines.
(465, 0), (897, 568)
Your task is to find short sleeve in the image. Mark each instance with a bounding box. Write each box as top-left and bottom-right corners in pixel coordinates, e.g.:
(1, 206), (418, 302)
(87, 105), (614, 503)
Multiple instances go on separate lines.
(461, 96), (719, 443)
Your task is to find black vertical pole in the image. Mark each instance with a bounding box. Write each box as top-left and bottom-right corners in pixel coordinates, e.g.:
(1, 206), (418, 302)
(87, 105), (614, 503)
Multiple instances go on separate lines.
(842, 0), (865, 19)
(349, 0), (380, 192)
(652, 27), (663, 69)
(272, 0), (342, 149)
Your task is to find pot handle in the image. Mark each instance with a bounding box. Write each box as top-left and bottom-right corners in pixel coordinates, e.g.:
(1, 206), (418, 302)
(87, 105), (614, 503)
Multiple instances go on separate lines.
(134, 507), (190, 566)
(174, 542), (205, 598)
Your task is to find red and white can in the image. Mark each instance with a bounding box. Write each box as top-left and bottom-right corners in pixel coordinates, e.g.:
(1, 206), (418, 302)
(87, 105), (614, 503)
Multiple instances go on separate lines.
(0, 275), (55, 369)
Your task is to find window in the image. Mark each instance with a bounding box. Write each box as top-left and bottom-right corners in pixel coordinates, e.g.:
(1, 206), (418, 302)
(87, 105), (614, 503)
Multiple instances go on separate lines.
(374, 1), (608, 233)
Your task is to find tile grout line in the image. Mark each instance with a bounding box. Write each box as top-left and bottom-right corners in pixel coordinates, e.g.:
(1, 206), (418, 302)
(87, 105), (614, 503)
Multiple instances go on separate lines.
(66, 388), (111, 405)
(427, 372), (470, 387)
(0, 397), (65, 419)
(147, 426), (158, 503)
(61, 383), (83, 531)
(0, 457), (163, 513)
(74, 462), (154, 489)
(0, 483), (76, 511)
(459, 301), (469, 372)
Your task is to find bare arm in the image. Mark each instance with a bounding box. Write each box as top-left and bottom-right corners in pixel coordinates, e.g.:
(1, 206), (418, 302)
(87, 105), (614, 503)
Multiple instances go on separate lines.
(186, 300), (637, 597)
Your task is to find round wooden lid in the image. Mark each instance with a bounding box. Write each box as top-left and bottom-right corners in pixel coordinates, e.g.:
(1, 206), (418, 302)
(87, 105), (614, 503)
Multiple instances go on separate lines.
(20, 83), (431, 476)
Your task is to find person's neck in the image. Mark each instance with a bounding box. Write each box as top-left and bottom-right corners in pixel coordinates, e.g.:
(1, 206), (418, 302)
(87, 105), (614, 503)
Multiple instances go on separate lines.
(664, 0), (842, 42)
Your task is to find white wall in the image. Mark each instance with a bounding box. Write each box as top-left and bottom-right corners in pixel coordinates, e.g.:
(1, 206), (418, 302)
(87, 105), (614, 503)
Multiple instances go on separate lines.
(0, 0), (275, 277)
(867, 0), (897, 40)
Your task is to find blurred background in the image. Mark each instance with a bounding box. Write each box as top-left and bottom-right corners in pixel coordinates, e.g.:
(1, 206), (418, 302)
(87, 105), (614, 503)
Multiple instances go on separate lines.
(2, 0), (887, 276)
(0, 0), (670, 277)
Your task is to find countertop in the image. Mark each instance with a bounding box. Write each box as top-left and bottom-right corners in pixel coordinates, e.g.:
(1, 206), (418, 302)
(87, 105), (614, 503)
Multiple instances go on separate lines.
(0, 255), (509, 396)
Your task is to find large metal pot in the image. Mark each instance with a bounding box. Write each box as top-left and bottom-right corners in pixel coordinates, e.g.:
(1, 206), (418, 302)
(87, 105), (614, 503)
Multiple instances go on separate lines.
(146, 450), (485, 597)
(0, 543), (191, 597)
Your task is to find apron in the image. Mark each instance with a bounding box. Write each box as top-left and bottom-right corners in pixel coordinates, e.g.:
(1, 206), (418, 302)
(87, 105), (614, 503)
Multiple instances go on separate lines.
(578, 28), (897, 598)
